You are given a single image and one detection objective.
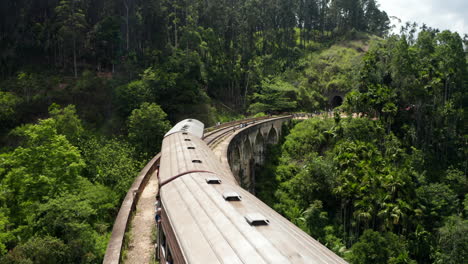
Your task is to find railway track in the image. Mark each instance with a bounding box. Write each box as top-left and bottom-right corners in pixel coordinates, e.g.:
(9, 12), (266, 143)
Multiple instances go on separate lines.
(204, 116), (272, 147)
(204, 124), (237, 148)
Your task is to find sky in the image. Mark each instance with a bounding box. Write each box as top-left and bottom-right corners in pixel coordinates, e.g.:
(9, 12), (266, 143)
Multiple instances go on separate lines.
(378, 0), (467, 36)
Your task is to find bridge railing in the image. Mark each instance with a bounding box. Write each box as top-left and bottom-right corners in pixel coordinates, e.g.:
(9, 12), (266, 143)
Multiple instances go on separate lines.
(222, 115), (293, 186)
(103, 153), (161, 264)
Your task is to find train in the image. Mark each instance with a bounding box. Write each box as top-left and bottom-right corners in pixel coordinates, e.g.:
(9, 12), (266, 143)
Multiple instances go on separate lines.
(155, 118), (347, 264)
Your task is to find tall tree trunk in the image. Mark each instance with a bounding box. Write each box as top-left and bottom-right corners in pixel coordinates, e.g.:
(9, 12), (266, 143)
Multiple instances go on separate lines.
(124, 0), (130, 51)
(112, 43), (115, 73)
(73, 38), (77, 78)
(243, 71), (250, 110)
(174, 4), (178, 49)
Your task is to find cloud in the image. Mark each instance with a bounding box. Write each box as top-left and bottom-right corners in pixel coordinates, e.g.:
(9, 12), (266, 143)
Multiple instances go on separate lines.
(378, 0), (467, 35)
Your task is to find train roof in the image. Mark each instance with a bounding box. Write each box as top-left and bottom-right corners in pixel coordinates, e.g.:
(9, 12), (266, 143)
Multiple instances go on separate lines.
(158, 126), (347, 264)
(164, 119), (204, 139)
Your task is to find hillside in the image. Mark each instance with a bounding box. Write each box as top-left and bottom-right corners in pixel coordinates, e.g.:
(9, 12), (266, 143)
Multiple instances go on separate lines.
(255, 29), (467, 263)
(0, 0), (466, 263)
(0, 0), (392, 261)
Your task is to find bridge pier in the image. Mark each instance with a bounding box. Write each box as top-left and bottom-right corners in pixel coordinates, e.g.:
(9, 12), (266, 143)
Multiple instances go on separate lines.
(226, 117), (292, 193)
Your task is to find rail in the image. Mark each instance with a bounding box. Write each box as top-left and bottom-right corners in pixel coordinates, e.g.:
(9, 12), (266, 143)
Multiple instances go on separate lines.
(203, 115), (273, 134)
(103, 153), (161, 264)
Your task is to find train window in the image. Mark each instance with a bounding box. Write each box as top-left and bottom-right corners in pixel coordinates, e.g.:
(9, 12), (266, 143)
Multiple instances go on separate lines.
(223, 192), (242, 201)
(184, 139), (191, 141)
(187, 147), (195, 150)
(205, 177), (222, 184)
(245, 213), (270, 226)
(192, 160), (202, 163)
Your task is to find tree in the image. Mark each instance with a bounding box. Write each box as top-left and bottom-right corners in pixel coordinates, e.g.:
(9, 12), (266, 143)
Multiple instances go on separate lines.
(127, 102), (171, 156)
(48, 104), (84, 144)
(347, 230), (415, 264)
(15, 72), (42, 104)
(89, 16), (121, 72)
(416, 183), (458, 228)
(80, 137), (143, 194)
(0, 211), (14, 256)
(0, 91), (22, 131)
(302, 200), (330, 239)
(0, 236), (70, 264)
(434, 216), (468, 264)
(248, 77), (298, 114)
(115, 79), (152, 118)
(363, 0), (390, 36)
(443, 167), (467, 199)
(0, 118), (85, 222)
(55, 0), (87, 77)
(31, 184), (113, 263)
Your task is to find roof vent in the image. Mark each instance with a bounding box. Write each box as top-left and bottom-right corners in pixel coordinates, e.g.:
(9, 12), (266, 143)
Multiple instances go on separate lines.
(187, 119), (193, 122)
(184, 139), (191, 141)
(206, 177), (222, 184)
(187, 147), (195, 149)
(192, 160), (202, 163)
(245, 213), (270, 226)
(223, 192), (242, 201)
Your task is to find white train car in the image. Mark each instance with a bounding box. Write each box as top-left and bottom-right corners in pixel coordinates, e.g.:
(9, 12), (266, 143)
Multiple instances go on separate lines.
(155, 119), (347, 264)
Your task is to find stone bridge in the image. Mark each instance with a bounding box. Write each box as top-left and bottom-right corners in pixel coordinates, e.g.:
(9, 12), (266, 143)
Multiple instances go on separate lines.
(224, 116), (293, 193)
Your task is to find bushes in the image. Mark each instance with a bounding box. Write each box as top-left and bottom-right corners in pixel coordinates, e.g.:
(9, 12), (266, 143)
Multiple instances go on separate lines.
(0, 103), (159, 262)
(127, 102), (171, 157)
(259, 117), (466, 262)
(1, 236), (70, 264)
(347, 230), (414, 264)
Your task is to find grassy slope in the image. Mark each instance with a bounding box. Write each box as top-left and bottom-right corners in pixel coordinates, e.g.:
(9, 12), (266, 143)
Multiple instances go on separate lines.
(296, 35), (382, 94)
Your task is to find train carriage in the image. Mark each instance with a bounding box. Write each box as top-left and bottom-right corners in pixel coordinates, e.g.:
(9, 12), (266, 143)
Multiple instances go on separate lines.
(155, 119), (347, 264)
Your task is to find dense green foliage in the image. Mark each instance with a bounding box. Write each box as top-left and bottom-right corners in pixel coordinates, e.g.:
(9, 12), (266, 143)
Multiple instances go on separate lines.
(0, 106), (145, 263)
(127, 102), (171, 157)
(0, 0), (391, 261)
(258, 116), (466, 263)
(0, 0), (392, 128)
(343, 28), (467, 171)
(0, 0), (466, 262)
(256, 28), (467, 264)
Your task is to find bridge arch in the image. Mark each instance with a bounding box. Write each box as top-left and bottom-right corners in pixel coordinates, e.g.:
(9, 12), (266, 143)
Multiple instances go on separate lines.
(253, 132), (265, 165)
(267, 126), (278, 145)
(230, 146), (241, 180)
(240, 138), (253, 188)
(224, 116), (293, 193)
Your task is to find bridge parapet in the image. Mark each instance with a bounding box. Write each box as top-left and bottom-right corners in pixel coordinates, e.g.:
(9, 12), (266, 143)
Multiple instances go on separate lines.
(222, 116), (293, 192)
